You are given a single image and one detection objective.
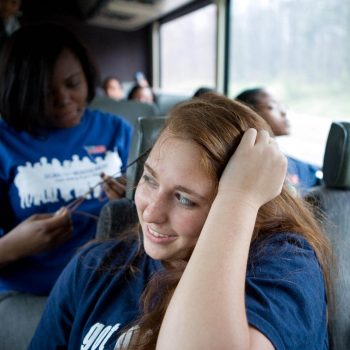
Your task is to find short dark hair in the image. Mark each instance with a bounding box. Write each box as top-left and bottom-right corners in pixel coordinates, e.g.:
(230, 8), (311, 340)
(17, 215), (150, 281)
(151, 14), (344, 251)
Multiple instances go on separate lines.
(235, 88), (265, 109)
(0, 22), (97, 134)
(127, 84), (156, 103)
(102, 76), (120, 92)
(193, 86), (216, 98)
(127, 84), (142, 100)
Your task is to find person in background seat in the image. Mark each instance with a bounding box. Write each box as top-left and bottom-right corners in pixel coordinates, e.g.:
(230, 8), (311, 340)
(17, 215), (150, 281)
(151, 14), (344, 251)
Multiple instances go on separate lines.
(103, 76), (125, 101)
(0, 23), (133, 297)
(235, 87), (320, 194)
(128, 84), (156, 105)
(0, 0), (21, 49)
(193, 86), (217, 98)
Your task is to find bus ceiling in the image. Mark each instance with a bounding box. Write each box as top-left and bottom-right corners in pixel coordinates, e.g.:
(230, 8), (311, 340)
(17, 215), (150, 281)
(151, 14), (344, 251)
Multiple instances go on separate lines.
(81, 0), (195, 31)
(21, 0), (196, 31)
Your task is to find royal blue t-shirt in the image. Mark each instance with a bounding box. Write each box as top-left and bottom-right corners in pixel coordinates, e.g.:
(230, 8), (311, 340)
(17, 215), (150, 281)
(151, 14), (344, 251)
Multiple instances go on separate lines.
(286, 156), (320, 195)
(0, 109), (133, 294)
(29, 233), (328, 350)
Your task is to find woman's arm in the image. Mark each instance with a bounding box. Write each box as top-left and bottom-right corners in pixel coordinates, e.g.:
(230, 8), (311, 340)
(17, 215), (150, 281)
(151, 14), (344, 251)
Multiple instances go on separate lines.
(157, 129), (287, 350)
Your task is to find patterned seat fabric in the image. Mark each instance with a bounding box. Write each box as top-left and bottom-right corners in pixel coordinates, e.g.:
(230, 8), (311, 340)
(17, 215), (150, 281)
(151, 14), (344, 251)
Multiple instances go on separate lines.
(305, 122), (350, 350)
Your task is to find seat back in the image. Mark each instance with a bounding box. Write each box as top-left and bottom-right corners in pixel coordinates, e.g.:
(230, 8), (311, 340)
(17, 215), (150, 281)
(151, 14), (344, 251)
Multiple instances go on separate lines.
(96, 117), (166, 239)
(305, 122), (350, 350)
(95, 198), (138, 239)
(89, 96), (159, 125)
(155, 92), (190, 115)
(0, 292), (47, 350)
(126, 116), (167, 200)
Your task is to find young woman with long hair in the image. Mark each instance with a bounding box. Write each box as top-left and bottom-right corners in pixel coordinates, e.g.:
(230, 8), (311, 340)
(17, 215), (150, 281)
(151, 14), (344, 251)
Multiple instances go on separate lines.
(30, 93), (331, 350)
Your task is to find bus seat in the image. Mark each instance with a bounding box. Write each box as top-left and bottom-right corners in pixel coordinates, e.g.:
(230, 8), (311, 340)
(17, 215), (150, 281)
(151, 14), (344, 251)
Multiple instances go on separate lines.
(96, 116), (166, 239)
(89, 95), (159, 125)
(305, 121), (350, 350)
(0, 292), (47, 350)
(126, 116), (167, 200)
(96, 198), (138, 239)
(155, 92), (190, 115)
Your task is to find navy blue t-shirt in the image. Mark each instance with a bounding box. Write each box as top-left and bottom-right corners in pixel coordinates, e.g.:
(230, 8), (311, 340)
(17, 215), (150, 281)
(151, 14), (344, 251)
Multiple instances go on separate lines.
(247, 234), (328, 349)
(29, 233), (328, 350)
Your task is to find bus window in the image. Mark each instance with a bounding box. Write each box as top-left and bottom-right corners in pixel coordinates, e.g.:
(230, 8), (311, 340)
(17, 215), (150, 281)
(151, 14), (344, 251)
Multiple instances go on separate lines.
(229, 0), (350, 165)
(229, 0), (350, 120)
(159, 3), (216, 94)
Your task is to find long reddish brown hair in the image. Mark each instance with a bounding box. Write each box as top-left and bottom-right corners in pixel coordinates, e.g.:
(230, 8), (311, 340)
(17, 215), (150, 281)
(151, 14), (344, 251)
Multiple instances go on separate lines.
(127, 93), (332, 349)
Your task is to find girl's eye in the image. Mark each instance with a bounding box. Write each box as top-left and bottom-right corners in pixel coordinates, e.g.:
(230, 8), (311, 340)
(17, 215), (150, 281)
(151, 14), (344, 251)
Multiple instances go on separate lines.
(175, 193), (195, 208)
(142, 174), (157, 187)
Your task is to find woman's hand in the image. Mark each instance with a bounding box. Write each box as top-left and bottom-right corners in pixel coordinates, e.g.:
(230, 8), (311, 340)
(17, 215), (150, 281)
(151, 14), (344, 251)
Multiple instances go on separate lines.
(101, 173), (127, 200)
(218, 128), (287, 210)
(0, 208), (72, 265)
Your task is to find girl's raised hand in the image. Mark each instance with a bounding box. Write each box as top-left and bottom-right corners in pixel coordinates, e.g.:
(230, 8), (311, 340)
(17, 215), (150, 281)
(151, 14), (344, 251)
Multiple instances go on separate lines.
(218, 128), (287, 210)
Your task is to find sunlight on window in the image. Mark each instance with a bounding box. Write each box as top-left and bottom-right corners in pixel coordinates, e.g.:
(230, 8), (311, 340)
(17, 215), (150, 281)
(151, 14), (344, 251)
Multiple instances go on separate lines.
(229, 0), (350, 120)
(160, 4), (216, 95)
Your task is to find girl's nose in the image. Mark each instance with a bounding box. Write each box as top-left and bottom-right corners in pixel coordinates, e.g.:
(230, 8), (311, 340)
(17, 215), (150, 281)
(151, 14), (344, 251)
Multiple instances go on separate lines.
(142, 194), (167, 224)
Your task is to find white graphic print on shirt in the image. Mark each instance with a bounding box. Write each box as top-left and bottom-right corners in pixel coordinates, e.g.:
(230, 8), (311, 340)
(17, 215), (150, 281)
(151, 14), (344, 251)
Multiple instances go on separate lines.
(114, 325), (140, 349)
(14, 151), (122, 208)
(81, 322), (121, 350)
(81, 323), (140, 350)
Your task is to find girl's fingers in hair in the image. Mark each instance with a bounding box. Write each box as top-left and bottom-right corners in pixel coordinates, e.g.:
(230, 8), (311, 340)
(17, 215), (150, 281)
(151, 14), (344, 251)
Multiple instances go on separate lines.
(255, 129), (270, 145)
(239, 128), (257, 149)
(268, 137), (275, 144)
(218, 127), (287, 208)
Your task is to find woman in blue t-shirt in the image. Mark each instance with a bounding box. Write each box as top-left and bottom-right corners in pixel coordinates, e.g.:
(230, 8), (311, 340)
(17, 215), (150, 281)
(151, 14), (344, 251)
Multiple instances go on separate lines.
(235, 88), (320, 195)
(31, 94), (331, 350)
(0, 23), (133, 296)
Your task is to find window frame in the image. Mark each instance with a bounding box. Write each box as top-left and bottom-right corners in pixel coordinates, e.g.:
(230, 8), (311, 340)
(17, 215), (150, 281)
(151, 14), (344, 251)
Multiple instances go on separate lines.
(152, 0), (229, 93)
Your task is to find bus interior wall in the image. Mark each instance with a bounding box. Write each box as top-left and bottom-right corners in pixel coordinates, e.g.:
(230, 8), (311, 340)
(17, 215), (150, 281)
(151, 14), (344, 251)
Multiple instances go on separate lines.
(19, 0), (153, 88)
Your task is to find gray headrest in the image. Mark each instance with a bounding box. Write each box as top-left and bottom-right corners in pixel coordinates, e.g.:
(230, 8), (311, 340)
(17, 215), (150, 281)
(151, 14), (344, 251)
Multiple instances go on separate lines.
(323, 122), (350, 189)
